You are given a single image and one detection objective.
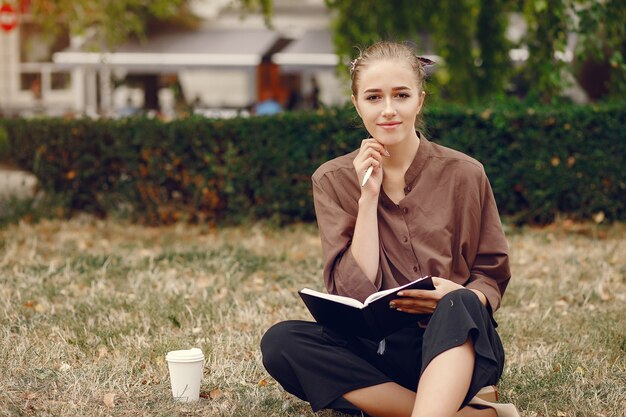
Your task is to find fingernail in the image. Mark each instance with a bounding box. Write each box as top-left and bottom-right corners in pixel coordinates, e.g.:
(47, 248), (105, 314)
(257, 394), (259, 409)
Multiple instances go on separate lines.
(389, 302), (396, 308)
(397, 292), (404, 296)
(384, 150), (391, 157)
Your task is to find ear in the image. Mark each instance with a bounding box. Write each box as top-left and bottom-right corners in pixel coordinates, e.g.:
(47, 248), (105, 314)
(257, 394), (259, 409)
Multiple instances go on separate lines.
(416, 90), (426, 114)
(351, 94), (362, 118)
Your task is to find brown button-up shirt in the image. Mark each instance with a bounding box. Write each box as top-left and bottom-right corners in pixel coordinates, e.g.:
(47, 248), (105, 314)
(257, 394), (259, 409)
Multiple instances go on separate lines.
(312, 137), (511, 313)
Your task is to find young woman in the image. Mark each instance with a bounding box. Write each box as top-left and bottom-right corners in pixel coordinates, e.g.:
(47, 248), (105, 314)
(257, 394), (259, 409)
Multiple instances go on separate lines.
(261, 41), (520, 417)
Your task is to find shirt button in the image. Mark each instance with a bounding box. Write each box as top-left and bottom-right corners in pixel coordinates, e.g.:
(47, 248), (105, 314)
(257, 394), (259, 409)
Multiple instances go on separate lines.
(402, 207), (409, 214)
(405, 185), (412, 192)
(402, 236), (408, 243)
(413, 266), (418, 273)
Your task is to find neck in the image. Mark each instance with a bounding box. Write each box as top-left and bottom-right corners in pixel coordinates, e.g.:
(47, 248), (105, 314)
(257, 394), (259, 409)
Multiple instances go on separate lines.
(385, 130), (421, 172)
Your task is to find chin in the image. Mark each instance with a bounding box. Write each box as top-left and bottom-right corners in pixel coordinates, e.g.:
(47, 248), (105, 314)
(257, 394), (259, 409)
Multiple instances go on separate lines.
(373, 128), (411, 145)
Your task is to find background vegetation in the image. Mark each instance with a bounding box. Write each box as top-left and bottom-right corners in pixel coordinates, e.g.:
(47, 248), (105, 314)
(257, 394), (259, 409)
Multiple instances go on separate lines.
(324, 0), (626, 103)
(2, 101), (625, 226)
(25, 0), (626, 105)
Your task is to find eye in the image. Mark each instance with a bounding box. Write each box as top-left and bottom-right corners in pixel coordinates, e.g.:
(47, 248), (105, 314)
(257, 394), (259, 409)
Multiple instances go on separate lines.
(396, 92), (411, 99)
(365, 95), (381, 101)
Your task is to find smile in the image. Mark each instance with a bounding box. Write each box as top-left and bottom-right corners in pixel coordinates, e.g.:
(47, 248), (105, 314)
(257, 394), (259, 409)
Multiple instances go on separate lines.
(377, 122), (401, 129)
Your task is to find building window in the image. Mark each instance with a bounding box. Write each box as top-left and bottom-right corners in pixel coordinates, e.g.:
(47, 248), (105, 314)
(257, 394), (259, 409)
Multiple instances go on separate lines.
(20, 72), (41, 97)
(51, 72), (71, 90)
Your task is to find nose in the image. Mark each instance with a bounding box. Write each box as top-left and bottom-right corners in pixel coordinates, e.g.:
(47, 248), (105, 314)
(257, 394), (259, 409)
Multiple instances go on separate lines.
(382, 97), (396, 117)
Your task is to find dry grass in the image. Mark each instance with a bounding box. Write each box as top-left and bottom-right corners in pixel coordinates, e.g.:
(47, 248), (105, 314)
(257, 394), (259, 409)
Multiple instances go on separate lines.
(0, 217), (624, 416)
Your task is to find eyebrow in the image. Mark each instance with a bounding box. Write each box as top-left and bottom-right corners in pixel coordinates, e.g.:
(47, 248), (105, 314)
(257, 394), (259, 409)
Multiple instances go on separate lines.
(363, 86), (412, 93)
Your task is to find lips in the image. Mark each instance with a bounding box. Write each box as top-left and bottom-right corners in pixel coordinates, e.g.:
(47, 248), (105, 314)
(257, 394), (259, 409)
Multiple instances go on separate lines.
(377, 121), (401, 129)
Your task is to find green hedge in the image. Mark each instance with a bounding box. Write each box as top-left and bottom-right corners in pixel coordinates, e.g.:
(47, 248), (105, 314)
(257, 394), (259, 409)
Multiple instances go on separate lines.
(1, 102), (625, 225)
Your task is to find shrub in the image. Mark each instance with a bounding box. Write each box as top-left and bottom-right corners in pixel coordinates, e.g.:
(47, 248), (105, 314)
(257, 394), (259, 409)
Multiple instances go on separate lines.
(1, 102), (624, 225)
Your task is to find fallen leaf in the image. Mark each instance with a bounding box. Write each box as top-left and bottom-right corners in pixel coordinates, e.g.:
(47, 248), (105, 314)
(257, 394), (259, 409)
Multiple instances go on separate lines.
(209, 388), (223, 399)
(23, 391), (37, 401)
(258, 378), (269, 387)
(97, 346), (108, 358)
(103, 392), (115, 408)
(213, 287), (228, 301)
(34, 303), (47, 313)
(554, 298), (569, 307)
(593, 211), (605, 224)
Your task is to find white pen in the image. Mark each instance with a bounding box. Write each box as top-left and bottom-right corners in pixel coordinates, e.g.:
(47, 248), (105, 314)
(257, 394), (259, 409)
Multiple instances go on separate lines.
(361, 165), (374, 187)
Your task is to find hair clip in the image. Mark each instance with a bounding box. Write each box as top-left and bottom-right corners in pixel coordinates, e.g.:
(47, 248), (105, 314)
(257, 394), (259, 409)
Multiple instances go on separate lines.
(349, 58), (360, 74)
(416, 56), (435, 66)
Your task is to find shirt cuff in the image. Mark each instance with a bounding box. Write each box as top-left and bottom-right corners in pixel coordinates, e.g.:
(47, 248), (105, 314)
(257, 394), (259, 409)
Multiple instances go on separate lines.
(332, 247), (382, 303)
(465, 276), (501, 313)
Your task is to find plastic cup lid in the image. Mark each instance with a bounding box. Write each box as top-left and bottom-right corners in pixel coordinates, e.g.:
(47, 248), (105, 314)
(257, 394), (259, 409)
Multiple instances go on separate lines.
(166, 347), (204, 362)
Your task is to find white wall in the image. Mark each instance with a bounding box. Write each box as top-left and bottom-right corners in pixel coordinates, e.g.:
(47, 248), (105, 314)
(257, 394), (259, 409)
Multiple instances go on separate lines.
(0, 29), (19, 112)
(179, 70), (252, 108)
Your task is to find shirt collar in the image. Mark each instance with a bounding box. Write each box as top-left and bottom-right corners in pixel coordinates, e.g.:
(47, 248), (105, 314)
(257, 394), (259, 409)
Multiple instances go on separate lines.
(404, 133), (431, 186)
(379, 132), (431, 208)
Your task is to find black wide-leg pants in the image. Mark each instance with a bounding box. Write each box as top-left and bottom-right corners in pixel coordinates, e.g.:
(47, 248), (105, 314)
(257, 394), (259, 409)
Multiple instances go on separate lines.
(260, 289), (505, 413)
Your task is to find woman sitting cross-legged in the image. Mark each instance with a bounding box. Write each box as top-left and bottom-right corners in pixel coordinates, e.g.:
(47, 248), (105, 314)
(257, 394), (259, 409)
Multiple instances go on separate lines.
(261, 41), (521, 417)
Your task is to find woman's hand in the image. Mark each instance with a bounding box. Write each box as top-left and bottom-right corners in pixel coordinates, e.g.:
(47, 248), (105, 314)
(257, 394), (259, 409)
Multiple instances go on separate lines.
(389, 277), (464, 314)
(353, 138), (388, 196)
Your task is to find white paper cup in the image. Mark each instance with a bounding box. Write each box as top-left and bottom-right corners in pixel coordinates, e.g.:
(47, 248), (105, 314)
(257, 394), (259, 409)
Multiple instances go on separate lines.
(165, 348), (204, 402)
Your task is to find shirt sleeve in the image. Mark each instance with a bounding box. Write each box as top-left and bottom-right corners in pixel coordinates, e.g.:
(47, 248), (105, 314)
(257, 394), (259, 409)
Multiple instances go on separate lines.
(464, 172), (511, 313)
(312, 173), (382, 302)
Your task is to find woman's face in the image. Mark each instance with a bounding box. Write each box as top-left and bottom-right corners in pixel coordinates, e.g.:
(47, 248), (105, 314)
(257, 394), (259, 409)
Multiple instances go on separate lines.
(352, 60), (425, 146)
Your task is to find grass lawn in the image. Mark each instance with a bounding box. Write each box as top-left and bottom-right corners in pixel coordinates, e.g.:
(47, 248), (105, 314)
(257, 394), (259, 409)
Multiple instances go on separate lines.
(0, 218), (624, 416)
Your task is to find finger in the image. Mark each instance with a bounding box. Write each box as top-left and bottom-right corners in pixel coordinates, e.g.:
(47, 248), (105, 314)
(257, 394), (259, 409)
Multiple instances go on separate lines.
(363, 149), (384, 165)
(431, 277), (447, 287)
(357, 146), (385, 163)
(394, 305), (434, 314)
(355, 154), (383, 174)
(390, 297), (432, 310)
(360, 139), (390, 157)
(397, 289), (437, 300)
(364, 156), (381, 168)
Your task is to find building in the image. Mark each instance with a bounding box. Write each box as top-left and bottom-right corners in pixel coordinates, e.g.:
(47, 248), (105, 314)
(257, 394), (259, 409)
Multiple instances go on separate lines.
(0, 1), (75, 117)
(0, 0), (349, 119)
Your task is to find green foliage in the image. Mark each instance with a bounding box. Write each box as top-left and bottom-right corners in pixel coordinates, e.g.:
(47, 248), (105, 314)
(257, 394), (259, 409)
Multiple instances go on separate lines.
(28, 0), (198, 48)
(326, 0), (625, 103)
(233, 0), (274, 27)
(1, 102), (625, 225)
(574, 0), (626, 98)
(324, 0), (512, 103)
(521, 0), (573, 102)
(0, 125), (8, 160)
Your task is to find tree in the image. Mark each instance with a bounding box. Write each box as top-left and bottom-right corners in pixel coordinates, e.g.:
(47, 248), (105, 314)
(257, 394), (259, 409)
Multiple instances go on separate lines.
(520, 0), (626, 103)
(323, 0), (512, 103)
(233, 0), (273, 26)
(26, 0), (198, 49)
(521, 0), (574, 103)
(574, 0), (626, 99)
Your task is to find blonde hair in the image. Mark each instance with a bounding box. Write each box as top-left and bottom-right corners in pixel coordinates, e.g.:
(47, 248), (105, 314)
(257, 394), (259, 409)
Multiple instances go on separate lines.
(350, 41), (431, 131)
(349, 41), (428, 97)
